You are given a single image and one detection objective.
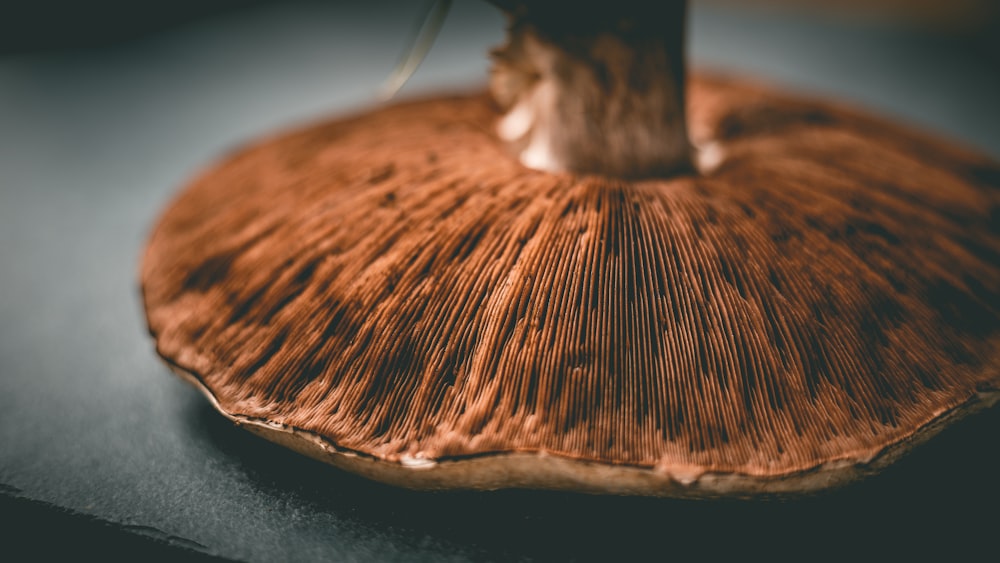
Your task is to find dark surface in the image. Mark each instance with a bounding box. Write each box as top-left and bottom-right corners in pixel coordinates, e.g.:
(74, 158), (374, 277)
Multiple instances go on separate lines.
(0, 492), (228, 561)
(1, 1), (998, 561)
(0, 0), (273, 55)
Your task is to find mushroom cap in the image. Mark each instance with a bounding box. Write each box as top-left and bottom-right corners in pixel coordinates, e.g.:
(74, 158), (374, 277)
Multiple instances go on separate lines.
(142, 75), (1000, 496)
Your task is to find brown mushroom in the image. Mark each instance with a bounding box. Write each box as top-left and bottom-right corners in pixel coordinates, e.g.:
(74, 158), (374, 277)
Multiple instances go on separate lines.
(141, 1), (1000, 496)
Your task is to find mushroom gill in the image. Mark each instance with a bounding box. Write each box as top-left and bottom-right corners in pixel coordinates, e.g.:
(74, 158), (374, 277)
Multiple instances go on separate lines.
(142, 73), (1000, 496)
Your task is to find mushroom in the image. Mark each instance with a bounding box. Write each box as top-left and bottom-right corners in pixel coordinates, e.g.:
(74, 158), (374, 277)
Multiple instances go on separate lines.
(141, 1), (1000, 496)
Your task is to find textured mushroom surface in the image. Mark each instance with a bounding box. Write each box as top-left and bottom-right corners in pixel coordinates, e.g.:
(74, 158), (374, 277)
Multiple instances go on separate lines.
(142, 75), (1000, 496)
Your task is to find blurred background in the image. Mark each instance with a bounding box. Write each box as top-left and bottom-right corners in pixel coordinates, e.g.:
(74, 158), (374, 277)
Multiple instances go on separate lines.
(3, 0), (999, 55)
(1, 1), (998, 561)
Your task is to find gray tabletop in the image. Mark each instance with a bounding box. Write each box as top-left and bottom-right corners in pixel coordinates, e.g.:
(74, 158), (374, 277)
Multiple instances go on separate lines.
(2, 1), (998, 560)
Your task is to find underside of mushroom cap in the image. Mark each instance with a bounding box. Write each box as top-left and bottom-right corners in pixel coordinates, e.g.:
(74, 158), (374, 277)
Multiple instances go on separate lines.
(142, 75), (1000, 496)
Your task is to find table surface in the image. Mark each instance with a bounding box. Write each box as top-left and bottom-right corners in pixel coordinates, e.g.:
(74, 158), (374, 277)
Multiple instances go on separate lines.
(2, 1), (998, 560)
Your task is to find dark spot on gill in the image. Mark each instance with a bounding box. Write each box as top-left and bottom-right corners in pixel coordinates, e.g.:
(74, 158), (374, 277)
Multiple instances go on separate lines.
(603, 190), (627, 258)
(801, 328), (832, 400)
(302, 356), (329, 384)
(450, 223), (489, 262)
(857, 221), (901, 246)
(705, 213), (721, 238)
(952, 229), (1000, 276)
(858, 303), (891, 349)
(259, 260), (322, 324)
(228, 286), (267, 324)
(368, 163), (395, 184)
(363, 335), (427, 438)
(770, 226), (795, 245)
(437, 192), (467, 220)
(592, 60), (612, 92)
(372, 229), (404, 260)
(716, 102), (836, 141)
(884, 271), (908, 294)
(762, 307), (789, 368)
(183, 254), (232, 292)
(962, 273), (1000, 316)
(321, 298), (364, 344)
(561, 198), (578, 217)
(379, 335), (423, 379)
(967, 162), (1000, 190)
(927, 277), (998, 342)
(237, 328), (288, 380)
(691, 219), (704, 240)
(260, 287), (307, 325)
(768, 267), (783, 295)
(718, 256), (748, 300)
(294, 259), (319, 285)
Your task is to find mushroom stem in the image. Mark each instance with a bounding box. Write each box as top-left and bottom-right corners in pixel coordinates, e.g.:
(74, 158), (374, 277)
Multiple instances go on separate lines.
(490, 1), (691, 179)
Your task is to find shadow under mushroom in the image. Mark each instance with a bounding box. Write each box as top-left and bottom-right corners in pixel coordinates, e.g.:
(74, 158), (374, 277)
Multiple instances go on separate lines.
(183, 392), (1000, 560)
